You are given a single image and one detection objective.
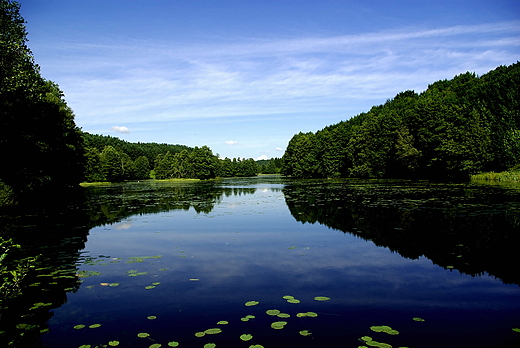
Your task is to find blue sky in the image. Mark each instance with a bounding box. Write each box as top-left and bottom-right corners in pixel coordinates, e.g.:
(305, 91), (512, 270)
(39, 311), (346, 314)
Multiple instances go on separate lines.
(21, 0), (520, 160)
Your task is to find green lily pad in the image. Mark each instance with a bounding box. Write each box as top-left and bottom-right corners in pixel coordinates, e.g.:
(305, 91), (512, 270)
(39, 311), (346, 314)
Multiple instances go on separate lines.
(413, 317), (425, 322)
(195, 332), (205, 337)
(282, 295), (294, 299)
(286, 298), (300, 303)
(73, 324), (85, 329)
(149, 344), (162, 348)
(513, 328), (520, 333)
(314, 296), (330, 301)
(361, 336), (373, 341)
(249, 345), (264, 348)
(145, 286), (156, 289)
(270, 321), (287, 329)
(88, 324), (101, 329)
(296, 313), (307, 317)
(152, 282), (161, 286)
(138, 333), (150, 338)
(306, 312), (318, 317)
(277, 313), (290, 318)
(266, 309), (280, 316)
(204, 328), (222, 335)
(203, 344), (216, 348)
(147, 316), (157, 320)
(217, 321), (228, 325)
(240, 334), (253, 341)
(245, 301), (259, 306)
(299, 330), (312, 336)
(167, 342), (180, 347)
(78, 345), (91, 348)
(108, 341), (120, 346)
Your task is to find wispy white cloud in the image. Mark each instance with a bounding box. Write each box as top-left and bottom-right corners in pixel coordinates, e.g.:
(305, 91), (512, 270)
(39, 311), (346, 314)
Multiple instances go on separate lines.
(36, 21), (520, 129)
(224, 140), (239, 146)
(256, 155), (270, 161)
(111, 126), (130, 133)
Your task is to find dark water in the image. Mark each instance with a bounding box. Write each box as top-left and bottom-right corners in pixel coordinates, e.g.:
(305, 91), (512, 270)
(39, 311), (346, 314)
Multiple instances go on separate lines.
(1, 176), (520, 348)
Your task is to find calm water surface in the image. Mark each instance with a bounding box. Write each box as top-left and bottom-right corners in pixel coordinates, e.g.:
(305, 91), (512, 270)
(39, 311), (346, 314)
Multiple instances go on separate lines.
(1, 176), (520, 348)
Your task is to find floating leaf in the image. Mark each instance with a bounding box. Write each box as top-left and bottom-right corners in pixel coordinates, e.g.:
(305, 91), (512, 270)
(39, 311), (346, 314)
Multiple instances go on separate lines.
(413, 317), (425, 322)
(88, 324), (101, 329)
(245, 301), (259, 307)
(203, 344), (216, 348)
(149, 344), (162, 348)
(217, 321), (228, 325)
(78, 345), (91, 348)
(513, 328), (520, 333)
(145, 286), (156, 289)
(190, 279), (199, 281)
(277, 313), (290, 318)
(361, 336), (373, 342)
(314, 296), (330, 301)
(306, 312), (318, 317)
(282, 295), (294, 300)
(152, 282), (161, 286)
(266, 309), (280, 316)
(240, 334), (253, 341)
(299, 330), (312, 336)
(195, 332), (205, 337)
(204, 328), (222, 335)
(147, 316), (157, 320)
(370, 326), (399, 335)
(73, 324), (85, 329)
(108, 341), (120, 346)
(286, 299), (300, 304)
(167, 342), (180, 347)
(296, 313), (307, 318)
(270, 321), (287, 329)
(288, 246), (297, 249)
(249, 345), (264, 348)
(138, 333), (150, 338)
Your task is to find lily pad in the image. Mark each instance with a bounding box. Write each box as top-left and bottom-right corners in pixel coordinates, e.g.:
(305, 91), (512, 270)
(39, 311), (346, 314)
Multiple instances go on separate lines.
(277, 313), (290, 318)
(513, 328), (520, 333)
(299, 330), (312, 336)
(245, 301), (259, 306)
(282, 295), (294, 299)
(145, 286), (156, 289)
(413, 317), (425, 322)
(73, 324), (85, 329)
(203, 344), (216, 348)
(266, 309), (280, 316)
(195, 332), (205, 337)
(306, 312), (318, 317)
(108, 341), (120, 346)
(286, 298), (300, 304)
(204, 328), (222, 335)
(314, 296), (330, 301)
(240, 334), (253, 341)
(217, 321), (228, 325)
(149, 344), (162, 348)
(88, 324), (101, 329)
(249, 345), (264, 348)
(138, 333), (150, 338)
(147, 316), (157, 320)
(270, 321), (287, 329)
(167, 342), (180, 347)
(361, 336), (373, 341)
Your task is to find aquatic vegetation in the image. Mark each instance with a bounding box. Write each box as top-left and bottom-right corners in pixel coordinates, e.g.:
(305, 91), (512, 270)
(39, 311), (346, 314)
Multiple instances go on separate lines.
(167, 342), (180, 347)
(88, 324), (102, 328)
(513, 327), (520, 333)
(108, 341), (120, 346)
(412, 317), (425, 322)
(204, 328), (222, 334)
(77, 270), (102, 278)
(73, 324), (86, 329)
(314, 296), (330, 301)
(270, 321), (288, 329)
(147, 316), (157, 320)
(245, 300), (259, 306)
(195, 332), (205, 337)
(203, 344), (216, 348)
(370, 325), (399, 335)
(299, 330), (312, 336)
(217, 321), (228, 325)
(138, 333), (150, 338)
(266, 309), (280, 316)
(240, 333), (253, 341)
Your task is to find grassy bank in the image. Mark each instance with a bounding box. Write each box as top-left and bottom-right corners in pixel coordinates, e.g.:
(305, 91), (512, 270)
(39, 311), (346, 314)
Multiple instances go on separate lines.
(470, 168), (520, 182)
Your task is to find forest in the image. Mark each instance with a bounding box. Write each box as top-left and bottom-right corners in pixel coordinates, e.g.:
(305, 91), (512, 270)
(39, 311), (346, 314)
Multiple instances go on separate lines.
(282, 62), (520, 180)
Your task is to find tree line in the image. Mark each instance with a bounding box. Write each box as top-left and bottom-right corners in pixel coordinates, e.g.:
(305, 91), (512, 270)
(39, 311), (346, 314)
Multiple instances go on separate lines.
(282, 62), (520, 180)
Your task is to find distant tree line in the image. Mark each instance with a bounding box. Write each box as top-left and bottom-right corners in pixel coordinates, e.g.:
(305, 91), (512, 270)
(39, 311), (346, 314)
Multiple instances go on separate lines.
(257, 158), (283, 174)
(282, 62), (520, 180)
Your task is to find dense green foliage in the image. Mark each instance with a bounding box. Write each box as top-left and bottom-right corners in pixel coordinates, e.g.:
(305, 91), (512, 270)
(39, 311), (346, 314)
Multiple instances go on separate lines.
(0, 0), (85, 199)
(257, 158), (283, 174)
(83, 135), (261, 182)
(282, 63), (520, 180)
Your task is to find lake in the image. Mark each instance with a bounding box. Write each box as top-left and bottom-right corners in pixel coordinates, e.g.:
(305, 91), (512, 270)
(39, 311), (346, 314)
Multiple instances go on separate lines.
(1, 176), (519, 348)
